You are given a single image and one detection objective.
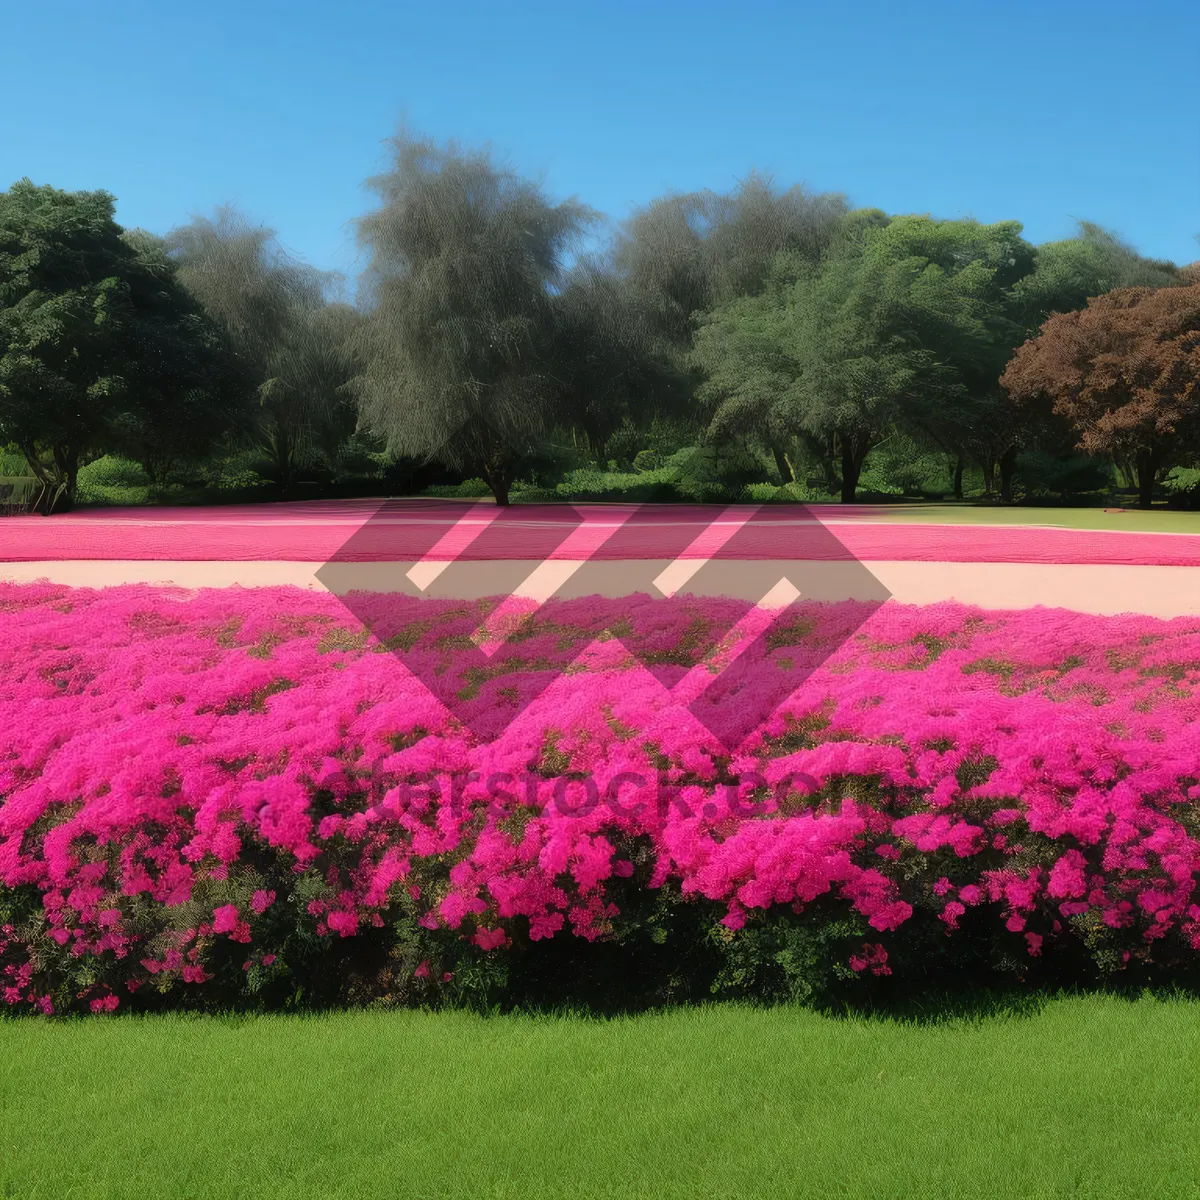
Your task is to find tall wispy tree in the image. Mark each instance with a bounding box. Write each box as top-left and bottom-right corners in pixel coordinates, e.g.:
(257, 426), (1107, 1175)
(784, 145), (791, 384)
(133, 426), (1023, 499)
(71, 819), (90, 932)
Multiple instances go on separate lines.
(613, 172), (848, 348)
(110, 228), (254, 487)
(165, 208), (355, 490)
(350, 128), (596, 505)
(546, 255), (687, 461)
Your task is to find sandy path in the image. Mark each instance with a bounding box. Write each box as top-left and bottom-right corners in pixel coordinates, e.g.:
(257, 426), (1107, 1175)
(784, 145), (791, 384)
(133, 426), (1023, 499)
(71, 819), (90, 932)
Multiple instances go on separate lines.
(3, 559), (1198, 619)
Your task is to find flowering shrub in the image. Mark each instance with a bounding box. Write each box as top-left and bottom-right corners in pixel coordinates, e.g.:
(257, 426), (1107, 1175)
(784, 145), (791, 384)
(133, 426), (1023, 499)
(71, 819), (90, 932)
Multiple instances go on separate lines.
(1, 581), (1199, 1014)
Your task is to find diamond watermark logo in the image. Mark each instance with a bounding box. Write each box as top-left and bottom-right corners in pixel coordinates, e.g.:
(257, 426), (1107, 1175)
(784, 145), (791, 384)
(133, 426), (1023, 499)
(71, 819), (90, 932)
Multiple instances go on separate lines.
(315, 501), (891, 751)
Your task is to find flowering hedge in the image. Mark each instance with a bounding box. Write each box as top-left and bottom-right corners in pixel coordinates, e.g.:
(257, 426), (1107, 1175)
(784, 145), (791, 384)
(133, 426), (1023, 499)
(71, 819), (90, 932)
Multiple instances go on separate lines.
(2, 581), (1199, 1014)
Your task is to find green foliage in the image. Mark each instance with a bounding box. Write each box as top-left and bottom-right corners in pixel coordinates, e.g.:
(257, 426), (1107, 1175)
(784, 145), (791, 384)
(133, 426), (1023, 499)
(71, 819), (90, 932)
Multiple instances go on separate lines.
(166, 208), (358, 490)
(350, 127), (597, 505)
(422, 478), (493, 498)
(692, 212), (1024, 499)
(74, 455), (154, 506)
(0, 181), (243, 511)
(1012, 221), (1184, 331)
(1014, 449), (1114, 500)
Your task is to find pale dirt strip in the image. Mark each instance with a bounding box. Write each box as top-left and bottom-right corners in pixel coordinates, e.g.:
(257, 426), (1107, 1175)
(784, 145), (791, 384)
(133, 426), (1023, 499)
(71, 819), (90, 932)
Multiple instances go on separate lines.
(2, 560), (1198, 619)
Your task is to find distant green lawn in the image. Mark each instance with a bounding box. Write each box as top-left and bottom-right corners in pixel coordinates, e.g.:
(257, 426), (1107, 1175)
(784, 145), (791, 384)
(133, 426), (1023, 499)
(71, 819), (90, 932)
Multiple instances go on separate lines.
(823, 503), (1200, 534)
(1, 994), (1195, 1199)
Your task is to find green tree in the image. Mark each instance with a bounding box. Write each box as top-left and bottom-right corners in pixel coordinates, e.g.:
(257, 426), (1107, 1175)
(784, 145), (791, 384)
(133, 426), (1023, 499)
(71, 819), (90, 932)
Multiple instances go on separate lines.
(349, 128), (595, 505)
(107, 229), (254, 488)
(0, 180), (235, 513)
(859, 215), (1037, 499)
(693, 211), (1022, 502)
(1012, 222), (1182, 329)
(613, 173), (848, 350)
(546, 257), (688, 462)
(165, 208), (355, 491)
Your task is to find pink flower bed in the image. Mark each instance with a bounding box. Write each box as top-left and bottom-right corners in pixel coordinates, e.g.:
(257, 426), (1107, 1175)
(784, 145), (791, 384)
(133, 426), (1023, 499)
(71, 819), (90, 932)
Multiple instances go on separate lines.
(1, 581), (1199, 1013)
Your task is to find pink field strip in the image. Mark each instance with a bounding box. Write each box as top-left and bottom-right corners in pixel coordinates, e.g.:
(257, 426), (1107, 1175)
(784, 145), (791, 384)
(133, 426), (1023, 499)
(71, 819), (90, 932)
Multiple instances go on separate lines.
(4, 500), (1200, 566)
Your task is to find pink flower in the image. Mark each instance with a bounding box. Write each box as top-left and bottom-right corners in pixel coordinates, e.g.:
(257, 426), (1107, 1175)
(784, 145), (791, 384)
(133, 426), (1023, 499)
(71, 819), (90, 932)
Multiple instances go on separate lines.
(326, 910), (359, 937)
(212, 904), (239, 934)
(89, 994), (119, 1013)
(251, 889), (276, 914)
(414, 961), (430, 979)
(472, 926), (507, 951)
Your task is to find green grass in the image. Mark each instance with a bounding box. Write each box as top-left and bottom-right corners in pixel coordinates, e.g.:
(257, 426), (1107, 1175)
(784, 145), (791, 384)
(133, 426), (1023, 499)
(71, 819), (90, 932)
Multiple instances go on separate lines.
(823, 503), (1200, 534)
(1, 994), (1196, 1199)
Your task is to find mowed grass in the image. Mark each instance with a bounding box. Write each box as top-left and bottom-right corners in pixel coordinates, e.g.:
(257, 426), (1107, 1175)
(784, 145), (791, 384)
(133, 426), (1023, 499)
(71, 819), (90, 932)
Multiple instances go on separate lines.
(845, 503), (1200, 534)
(0, 995), (1197, 1199)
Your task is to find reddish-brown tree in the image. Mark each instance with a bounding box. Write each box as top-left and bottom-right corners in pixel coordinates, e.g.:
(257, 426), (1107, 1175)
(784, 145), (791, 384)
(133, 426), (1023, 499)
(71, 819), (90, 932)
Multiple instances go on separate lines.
(1001, 285), (1200, 508)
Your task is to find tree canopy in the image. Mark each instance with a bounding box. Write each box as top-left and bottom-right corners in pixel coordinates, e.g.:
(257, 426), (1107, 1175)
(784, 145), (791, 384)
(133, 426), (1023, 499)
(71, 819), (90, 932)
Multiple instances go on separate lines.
(165, 207), (356, 490)
(692, 212), (1039, 500)
(0, 180), (235, 511)
(1001, 284), (1200, 507)
(349, 129), (596, 504)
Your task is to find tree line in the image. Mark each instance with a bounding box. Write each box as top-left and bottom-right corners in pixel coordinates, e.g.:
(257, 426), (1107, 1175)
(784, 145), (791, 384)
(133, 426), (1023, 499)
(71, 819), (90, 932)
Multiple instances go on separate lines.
(2, 125), (1198, 513)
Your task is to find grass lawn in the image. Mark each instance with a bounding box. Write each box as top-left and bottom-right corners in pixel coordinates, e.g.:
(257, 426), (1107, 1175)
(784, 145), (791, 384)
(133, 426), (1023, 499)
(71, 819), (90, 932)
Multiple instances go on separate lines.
(1, 994), (1196, 1199)
(828, 503), (1200, 534)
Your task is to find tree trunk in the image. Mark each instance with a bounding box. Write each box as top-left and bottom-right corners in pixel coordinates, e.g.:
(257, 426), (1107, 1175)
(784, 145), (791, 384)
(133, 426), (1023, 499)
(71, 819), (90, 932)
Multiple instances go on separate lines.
(981, 459), (996, 497)
(481, 459), (513, 506)
(771, 444), (794, 485)
(800, 432), (839, 493)
(23, 442), (78, 515)
(999, 444), (1018, 504)
(839, 434), (870, 504)
(1135, 450), (1158, 509)
(953, 455), (965, 500)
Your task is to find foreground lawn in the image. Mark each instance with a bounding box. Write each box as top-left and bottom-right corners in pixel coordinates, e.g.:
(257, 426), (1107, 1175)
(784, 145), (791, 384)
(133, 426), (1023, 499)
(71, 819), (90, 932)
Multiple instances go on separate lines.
(0, 995), (1196, 1199)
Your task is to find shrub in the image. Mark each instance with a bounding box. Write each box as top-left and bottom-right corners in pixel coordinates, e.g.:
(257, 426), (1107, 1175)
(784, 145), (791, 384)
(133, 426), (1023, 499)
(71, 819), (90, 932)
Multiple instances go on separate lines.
(422, 478), (493, 499)
(1, 585), (1199, 1015)
(75, 456), (155, 507)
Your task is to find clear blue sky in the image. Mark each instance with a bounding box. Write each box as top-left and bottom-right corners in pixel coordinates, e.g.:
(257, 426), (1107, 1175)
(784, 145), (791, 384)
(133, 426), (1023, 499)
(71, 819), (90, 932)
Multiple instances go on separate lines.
(3, 0), (1197, 287)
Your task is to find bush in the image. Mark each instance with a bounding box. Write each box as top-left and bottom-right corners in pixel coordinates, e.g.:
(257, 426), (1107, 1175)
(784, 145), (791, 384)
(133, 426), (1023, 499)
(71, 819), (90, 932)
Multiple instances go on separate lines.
(2, 584), (1199, 1016)
(1014, 450), (1113, 501)
(858, 436), (949, 498)
(422, 478), (493, 499)
(1164, 468), (1200, 510)
(75, 456), (155, 506)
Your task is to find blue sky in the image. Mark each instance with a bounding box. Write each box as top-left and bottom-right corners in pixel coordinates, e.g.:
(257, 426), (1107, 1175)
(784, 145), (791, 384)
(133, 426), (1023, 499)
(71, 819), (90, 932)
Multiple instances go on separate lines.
(3, 0), (1197, 288)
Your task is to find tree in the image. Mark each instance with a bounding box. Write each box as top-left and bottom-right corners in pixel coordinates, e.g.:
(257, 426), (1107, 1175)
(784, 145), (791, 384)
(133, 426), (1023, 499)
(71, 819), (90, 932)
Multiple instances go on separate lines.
(349, 128), (595, 505)
(108, 229), (254, 488)
(546, 257), (687, 461)
(613, 172), (847, 351)
(1011, 222), (1183, 330)
(692, 211), (1017, 502)
(0, 180), (233, 513)
(858, 215), (1037, 499)
(166, 208), (353, 491)
(1001, 285), (1200, 508)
